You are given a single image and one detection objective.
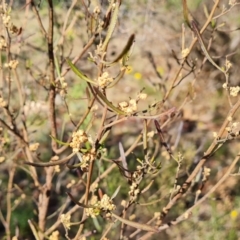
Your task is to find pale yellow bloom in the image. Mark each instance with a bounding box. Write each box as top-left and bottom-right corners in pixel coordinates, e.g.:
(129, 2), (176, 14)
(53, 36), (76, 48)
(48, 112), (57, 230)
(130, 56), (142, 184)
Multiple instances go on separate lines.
(182, 48), (190, 58)
(230, 86), (240, 97)
(70, 130), (88, 152)
(49, 231), (59, 240)
(0, 157), (5, 163)
(134, 72), (142, 80)
(29, 143), (40, 152)
(97, 72), (113, 88)
(60, 214), (71, 230)
(230, 210), (238, 220)
(138, 93), (147, 100)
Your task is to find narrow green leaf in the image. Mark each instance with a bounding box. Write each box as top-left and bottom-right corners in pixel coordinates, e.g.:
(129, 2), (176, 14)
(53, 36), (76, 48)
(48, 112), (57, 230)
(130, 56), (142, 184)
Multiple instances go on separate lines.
(102, 1), (120, 51)
(107, 68), (126, 88)
(108, 34), (135, 66)
(66, 59), (97, 85)
(111, 185), (121, 200)
(94, 88), (126, 115)
(50, 135), (69, 146)
(191, 20), (224, 73)
(182, 0), (191, 28)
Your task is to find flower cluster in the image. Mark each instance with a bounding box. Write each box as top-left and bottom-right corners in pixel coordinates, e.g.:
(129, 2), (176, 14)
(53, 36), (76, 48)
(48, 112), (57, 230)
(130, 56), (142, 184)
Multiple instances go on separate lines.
(225, 59), (232, 72)
(80, 149), (96, 171)
(59, 77), (68, 97)
(118, 92), (147, 114)
(69, 130), (88, 153)
(202, 167), (211, 181)
(100, 194), (116, 211)
(119, 99), (137, 114)
(129, 182), (140, 201)
(182, 48), (190, 58)
(222, 83), (240, 97)
(97, 71), (113, 88)
(229, 86), (240, 97)
(128, 164), (148, 201)
(66, 179), (76, 189)
(50, 156), (61, 172)
(29, 142), (39, 152)
(4, 59), (19, 69)
(225, 120), (240, 138)
(0, 2), (20, 34)
(86, 194), (116, 218)
(49, 231), (59, 240)
(60, 214), (71, 230)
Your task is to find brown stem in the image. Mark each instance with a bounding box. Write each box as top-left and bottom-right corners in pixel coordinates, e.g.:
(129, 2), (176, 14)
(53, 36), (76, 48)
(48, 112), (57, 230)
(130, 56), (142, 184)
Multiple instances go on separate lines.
(47, 0), (57, 153)
(38, 167), (54, 239)
(157, 98), (240, 225)
(6, 165), (16, 240)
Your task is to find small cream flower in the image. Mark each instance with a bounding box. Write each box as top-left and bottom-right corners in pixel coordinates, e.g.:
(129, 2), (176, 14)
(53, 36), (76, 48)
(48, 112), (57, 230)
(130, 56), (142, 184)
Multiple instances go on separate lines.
(5, 60), (19, 69)
(222, 83), (228, 89)
(100, 194), (116, 211)
(60, 214), (71, 230)
(93, 6), (101, 14)
(97, 72), (113, 88)
(182, 48), (190, 58)
(70, 130), (88, 152)
(2, 14), (11, 25)
(230, 86), (240, 97)
(0, 157), (5, 163)
(138, 93), (147, 100)
(225, 59), (232, 71)
(49, 231), (59, 240)
(227, 116), (232, 122)
(66, 179), (76, 188)
(213, 132), (218, 138)
(54, 165), (60, 173)
(29, 143), (40, 152)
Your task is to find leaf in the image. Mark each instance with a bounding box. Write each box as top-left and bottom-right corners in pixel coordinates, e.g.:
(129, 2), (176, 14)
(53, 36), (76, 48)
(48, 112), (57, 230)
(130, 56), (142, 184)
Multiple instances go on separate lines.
(102, 1), (120, 51)
(50, 135), (69, 146)
(111, 185), (121, 200)
(119, 142), (130, 178)
(66, 59), (97, 85)
(182, 0), (191, 28)
(107, 67), (126, 88)
(107, 34), (135, 66)
(28, 220), (40, 240)
(94, 88), (126, 115)
(191, 20), (224, 73)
